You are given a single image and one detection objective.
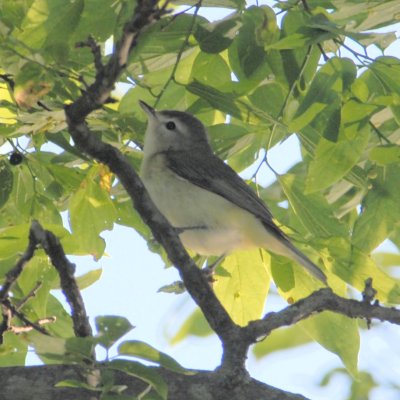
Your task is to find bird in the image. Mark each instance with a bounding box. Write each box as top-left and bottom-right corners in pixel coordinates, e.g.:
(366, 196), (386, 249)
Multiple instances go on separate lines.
(139, 101), (327, 284)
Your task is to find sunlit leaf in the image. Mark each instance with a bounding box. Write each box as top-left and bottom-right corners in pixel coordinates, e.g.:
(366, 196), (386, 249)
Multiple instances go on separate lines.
(300, 312), (359, 377)
(214, 250), (270, 326)
(69, 168), (117, 258)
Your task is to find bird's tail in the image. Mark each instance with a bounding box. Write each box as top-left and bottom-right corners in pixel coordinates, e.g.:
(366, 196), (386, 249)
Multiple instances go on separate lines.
(285, 242), (327, 284)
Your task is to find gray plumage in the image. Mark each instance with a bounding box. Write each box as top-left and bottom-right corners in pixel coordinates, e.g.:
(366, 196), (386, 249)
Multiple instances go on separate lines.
(139, 101), (327, 284)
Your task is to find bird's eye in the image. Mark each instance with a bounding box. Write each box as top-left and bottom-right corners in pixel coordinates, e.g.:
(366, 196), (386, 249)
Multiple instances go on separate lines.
(166, 121), (176, 130)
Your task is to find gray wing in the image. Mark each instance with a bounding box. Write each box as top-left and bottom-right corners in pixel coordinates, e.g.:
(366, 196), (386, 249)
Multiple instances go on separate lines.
(165, 150), (327, 283)
(164, 150), (286, 240)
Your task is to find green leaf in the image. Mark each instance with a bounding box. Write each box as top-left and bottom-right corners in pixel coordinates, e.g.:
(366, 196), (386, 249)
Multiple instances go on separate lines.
(278, 9), (321, 88)
(0, 332), (28, 366)
(72, 0), (118, 42)
(213, 250), (270, 326)
(305, 123), (370, 193)
(17, 256), (58, 318)
(157, 281), (185, 294)
(352, 165), (400, 253)
(187, 80), (254, 122)
(208, 123), (248, 155)
(69, 168), (117, 258)
(0, 223), (30, 260)
(356, 31), (396, 51)
(65, 336), (96, 360)
(300, 312), (359, 377)
(370, 57), (400, 95)
(119, 86), (155, 118)
(30, 332), (95, 364)
(290, 58), (357, 141)
(191, 53), (231, 88)
(16, 0), (84, 58)
(253, 324), (312, 358)
(118, 340), (189, 374)
(8, 163), (35, 220)
(279, 174), (348, 239)
(95, 316), (135, 350)
(109, 359), (168, 400)
(169, 308), (212, 345)
(319, 237), (400, 303)
(194, 13), (241, 54)
(248, 82), (286, 119)
(0, 160), (13, 209)
(373, 252), (400, 268)
(75, 268), (102, 290)
(129, 14), (201, 63)
(114, 198), (151, 239)
(331, 1), (400, 31)
(44, 294), (74, 338)
(55, 379), (101, 391)
(29, 333), (67, 363)
(228, 7), (269, 78)
(369, 145), (400, 165)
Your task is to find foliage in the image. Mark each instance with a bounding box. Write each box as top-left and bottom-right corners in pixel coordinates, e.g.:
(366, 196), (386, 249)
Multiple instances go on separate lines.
(0, 0), (400, 398)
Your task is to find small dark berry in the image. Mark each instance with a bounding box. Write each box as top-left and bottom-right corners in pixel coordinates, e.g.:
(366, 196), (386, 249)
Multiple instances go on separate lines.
(9, 152), (23, 166)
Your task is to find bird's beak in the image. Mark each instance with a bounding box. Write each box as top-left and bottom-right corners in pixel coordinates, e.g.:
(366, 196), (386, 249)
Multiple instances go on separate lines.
(139, 100), (156, 119)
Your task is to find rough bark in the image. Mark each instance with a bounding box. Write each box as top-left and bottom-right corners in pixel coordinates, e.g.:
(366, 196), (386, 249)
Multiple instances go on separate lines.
(0, 364), (308, 400)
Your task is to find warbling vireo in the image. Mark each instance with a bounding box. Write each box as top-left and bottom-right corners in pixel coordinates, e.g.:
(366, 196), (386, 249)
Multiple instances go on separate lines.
(139, 101), (327, 283)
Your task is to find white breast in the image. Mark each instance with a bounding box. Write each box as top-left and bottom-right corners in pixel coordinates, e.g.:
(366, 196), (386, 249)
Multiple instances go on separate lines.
(140, 154), (257, 255)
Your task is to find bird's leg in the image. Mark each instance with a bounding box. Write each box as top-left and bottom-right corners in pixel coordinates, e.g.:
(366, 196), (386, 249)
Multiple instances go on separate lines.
(202, 254), (226, 283)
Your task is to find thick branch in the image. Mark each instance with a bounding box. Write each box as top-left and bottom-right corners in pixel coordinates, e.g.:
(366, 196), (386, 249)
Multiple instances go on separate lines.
(245, 288), (400, 341)
(0, 364), (308, 400)
(64, 0), (239, 360)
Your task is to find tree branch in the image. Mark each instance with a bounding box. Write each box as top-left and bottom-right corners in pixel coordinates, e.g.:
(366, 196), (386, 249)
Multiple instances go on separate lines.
(0, 364), (309, 400)
(30, 221), (92, 337)
(0, 221), (92, 341)
(244, 288), (400, 342)
(64, 0), (242, 373)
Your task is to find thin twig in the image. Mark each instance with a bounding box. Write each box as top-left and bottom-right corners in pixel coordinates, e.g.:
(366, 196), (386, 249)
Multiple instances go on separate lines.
(300, 0), (328, 61)
(15, 281), (43, 310)
(154, 1), (202, 107)
(369, 121), (391, 144)
(5, 299), (51, 336)
(10, 316), (56, 334)
(0, 221), (92, 341)
(0, 228), (37, 303)
(76, 35), (104, 74)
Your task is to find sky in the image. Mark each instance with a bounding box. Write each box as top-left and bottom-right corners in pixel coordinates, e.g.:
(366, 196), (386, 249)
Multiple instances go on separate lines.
(8, 1), (400, 399)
